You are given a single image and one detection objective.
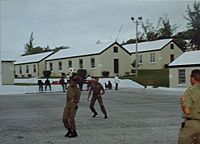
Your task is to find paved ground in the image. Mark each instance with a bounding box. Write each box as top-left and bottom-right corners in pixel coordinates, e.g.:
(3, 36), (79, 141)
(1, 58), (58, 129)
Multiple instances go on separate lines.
(0, 88), (184, 144)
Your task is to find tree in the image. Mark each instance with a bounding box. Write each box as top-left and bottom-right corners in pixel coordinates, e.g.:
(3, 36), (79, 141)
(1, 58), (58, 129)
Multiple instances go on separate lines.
(184, 1), (200, 50)
(24, 32), (35, 55)
(157, 15), (177, 39)
(141, 19), (158, 41)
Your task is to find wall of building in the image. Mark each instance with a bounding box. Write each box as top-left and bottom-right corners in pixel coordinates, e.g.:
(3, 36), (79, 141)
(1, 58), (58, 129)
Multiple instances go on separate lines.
(160, 41), (183, 68)
(169, 66), (200, 88)
(15, 63), (38, 78)
(46, 43), (131, 77)
(131, 41), (183, 70)
(2, 61), (14, 84)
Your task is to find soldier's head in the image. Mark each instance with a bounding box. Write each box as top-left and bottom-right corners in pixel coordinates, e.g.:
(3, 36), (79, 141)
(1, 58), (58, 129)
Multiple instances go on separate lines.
(71, 78), (78, 87)
(190, 69), (200, 85)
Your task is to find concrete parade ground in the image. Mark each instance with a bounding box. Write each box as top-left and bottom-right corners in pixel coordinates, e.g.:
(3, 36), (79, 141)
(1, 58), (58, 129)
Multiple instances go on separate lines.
(0, 88), (184, 144)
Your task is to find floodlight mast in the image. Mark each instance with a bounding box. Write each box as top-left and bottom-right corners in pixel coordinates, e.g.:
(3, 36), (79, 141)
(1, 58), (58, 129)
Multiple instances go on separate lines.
(131, 16), (143, 77)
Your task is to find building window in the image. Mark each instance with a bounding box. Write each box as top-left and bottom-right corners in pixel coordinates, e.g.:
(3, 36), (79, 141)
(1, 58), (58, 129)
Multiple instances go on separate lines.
(139, 55), (143, 64)
(26, 65), (29, 73)
(49, 62), (53, 71)
(113, 46), (118, 53)
(68, 60), (72, 68)
(150, 53), (156, 63)
(178, 69), (186, 84)
(79, 59), (83, 69)
(170, 54), (174, 62)
(33, 64), (36, 73)
(19, 66), (22, 74)
(170, 44), (174, 49)
(91, 58), (95, 68)
(59, 61), (62, 70)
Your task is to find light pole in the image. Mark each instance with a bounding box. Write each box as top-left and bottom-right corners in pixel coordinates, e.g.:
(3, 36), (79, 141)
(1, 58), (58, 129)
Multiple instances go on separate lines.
(131, 16), (142, 77)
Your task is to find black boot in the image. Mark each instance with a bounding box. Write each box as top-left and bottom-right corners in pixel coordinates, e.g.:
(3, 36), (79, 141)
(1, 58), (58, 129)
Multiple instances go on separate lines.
(68, 130), (78, 138)
(65, 128), (71, 137)
(104, 113), (107, 119)
(92, 112), (98, 118)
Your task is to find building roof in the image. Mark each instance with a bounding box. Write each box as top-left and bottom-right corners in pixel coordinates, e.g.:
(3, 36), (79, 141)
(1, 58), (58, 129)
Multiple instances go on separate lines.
(168, 50), (200, 67)
(14, 51), (53, 64)
(46, 41), (119, 61)
(123, 38), (173, 53)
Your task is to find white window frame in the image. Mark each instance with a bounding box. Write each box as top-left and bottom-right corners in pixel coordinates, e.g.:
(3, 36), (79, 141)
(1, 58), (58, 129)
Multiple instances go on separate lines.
(91, 58), (95, 68)
(58, 61), (62, 70)
(68, 60), (72, 68)
(138, 54), (143, 64)
(33, 64), (36, 73)
(19, 66), (22, 74)
(49, 62), (53, 71)
(79, 59), (83, 69)
(178, 69), (186, 84)
(150, 53), (156, 63)
(26, 65), (29, 73)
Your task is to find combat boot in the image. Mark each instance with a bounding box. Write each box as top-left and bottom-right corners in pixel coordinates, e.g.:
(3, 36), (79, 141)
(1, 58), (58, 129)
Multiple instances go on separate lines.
(104, 113), (107, 119)
(65, 128), (72, 137)
(92, 112), (98, 118)
(68, 130), (77, 138)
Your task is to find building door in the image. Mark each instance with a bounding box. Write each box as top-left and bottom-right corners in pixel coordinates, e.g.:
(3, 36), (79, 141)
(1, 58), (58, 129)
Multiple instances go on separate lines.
(114, 59), (119, 74)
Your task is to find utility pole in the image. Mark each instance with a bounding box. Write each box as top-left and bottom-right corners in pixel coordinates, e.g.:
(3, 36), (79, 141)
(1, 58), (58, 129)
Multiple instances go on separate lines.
(131, 16), (143, 77)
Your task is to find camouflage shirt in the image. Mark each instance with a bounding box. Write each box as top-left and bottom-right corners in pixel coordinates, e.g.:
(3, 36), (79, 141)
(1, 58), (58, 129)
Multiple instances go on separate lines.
(182, 83), (200, 120)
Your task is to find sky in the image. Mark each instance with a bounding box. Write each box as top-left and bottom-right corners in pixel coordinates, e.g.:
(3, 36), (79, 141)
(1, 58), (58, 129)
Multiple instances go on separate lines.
(0, 0), (196, 58)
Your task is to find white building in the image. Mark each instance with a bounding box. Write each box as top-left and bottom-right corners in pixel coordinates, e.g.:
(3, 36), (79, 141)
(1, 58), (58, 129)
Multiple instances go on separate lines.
(14, 51), (53, 78)
(168, 50), (200, 88)
(123, 39), (183, 70)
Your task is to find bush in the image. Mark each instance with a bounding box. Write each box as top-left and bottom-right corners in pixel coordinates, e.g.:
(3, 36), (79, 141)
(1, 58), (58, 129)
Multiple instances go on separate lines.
(102, 71), (110, 77)
(27, 74), (32, 78)
(43, 70), (51, 78)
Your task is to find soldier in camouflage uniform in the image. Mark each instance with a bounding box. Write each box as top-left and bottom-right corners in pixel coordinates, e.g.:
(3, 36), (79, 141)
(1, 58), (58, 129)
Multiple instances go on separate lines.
(63, 78), (81, 138)
(87, 77), (107, 119)
(178, 69), (200, 144)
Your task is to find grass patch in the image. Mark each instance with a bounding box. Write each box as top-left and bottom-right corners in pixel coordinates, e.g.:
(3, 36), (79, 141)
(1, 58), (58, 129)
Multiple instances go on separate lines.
(121, 69), (169, 87)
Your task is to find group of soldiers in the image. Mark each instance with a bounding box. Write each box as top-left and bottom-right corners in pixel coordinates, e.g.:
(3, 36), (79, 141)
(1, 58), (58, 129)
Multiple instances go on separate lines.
(39, 70), (200, 142)
(62, 75), (108, 138)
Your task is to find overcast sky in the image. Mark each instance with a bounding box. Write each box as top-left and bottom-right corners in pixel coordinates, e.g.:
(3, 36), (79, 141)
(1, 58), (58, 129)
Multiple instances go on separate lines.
(0, 0), (196, 58)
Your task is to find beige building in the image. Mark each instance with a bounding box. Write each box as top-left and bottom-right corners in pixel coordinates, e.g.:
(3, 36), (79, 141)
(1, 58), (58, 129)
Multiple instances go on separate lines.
(168, 50), (200, 88)
(1, 60), (15, 85)
(14, 51), (53, 78)
(45, 42), (131, 77)
(123, 39), (183, 70)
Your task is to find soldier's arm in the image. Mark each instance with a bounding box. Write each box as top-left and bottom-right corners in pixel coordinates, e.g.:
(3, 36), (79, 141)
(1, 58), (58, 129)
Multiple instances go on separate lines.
(180, 89), (192, 117)
(101, 84), (105, 95)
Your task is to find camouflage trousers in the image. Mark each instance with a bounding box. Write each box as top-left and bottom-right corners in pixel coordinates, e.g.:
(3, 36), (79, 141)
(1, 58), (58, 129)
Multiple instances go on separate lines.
(178, 120), (200, 144)
(63, 103), (78, 130)
(89, 94), (107, 115)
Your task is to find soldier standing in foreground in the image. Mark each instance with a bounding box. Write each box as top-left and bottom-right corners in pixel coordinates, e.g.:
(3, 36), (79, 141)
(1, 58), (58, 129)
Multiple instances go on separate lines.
(87, 77), (107, 119)
(63, 78), (81, 138)
(178, 69), (200, 144)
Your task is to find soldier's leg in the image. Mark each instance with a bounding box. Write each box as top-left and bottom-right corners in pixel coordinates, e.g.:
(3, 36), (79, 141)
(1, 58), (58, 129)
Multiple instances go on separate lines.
(97, 96), (107, 119)
(63, 107), (70, 129)
(178, 120), (196, 144)
(68, 105), (78, 138)
(89, 95), (98, 117)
